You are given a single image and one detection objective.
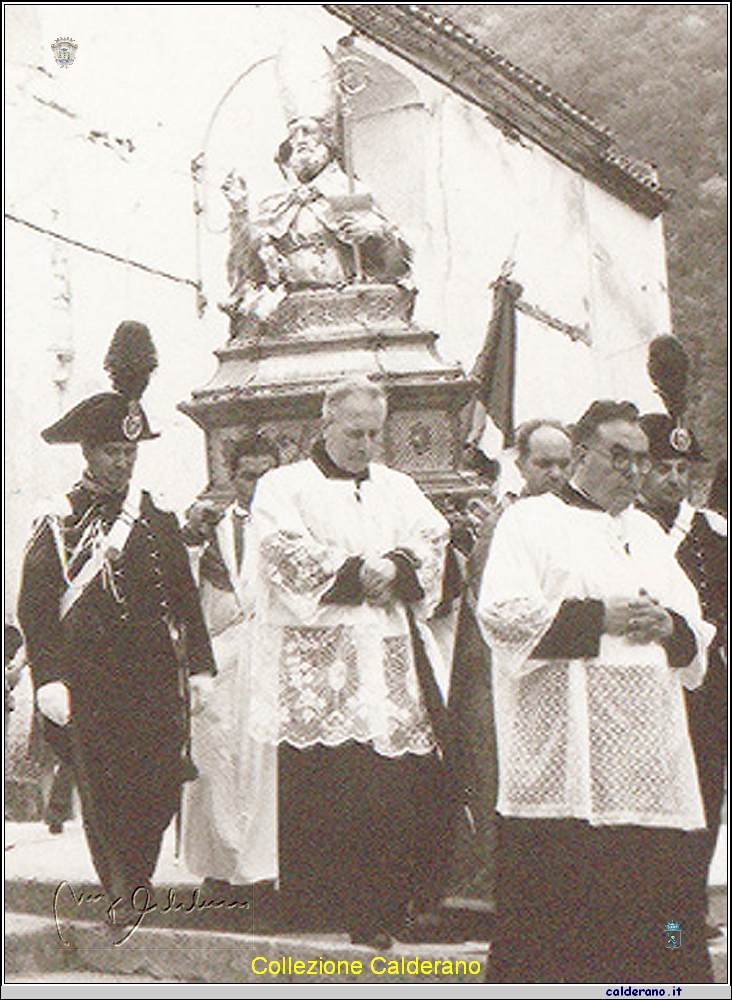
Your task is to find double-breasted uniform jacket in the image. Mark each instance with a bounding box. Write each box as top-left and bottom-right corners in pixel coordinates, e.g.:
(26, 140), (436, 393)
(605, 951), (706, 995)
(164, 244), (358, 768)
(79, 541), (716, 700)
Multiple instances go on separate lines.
(675, 508), (727, 649)
(18, 481), (215, 896)
(638, 499), (728, 849)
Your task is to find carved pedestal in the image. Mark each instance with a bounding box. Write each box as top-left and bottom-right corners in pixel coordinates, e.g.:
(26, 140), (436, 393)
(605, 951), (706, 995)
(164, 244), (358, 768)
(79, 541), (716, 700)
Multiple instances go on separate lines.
(180, 284), (477, 506)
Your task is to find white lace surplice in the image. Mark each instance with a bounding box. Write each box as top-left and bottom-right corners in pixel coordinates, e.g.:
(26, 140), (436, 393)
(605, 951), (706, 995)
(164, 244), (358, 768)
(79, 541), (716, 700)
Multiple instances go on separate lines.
(247, 460), (449, 758)
(477, 493), (712, 831)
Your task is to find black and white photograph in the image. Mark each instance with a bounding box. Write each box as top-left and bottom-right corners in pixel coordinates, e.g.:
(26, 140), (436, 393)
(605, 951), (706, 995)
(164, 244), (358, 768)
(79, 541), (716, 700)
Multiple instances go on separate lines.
(4, 3), (728, 991)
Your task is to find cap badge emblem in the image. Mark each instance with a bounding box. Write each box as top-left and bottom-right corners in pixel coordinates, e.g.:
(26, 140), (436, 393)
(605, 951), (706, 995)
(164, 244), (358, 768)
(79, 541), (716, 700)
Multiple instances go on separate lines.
(123, 403), (144, 441)
(669, 426), (692, 454)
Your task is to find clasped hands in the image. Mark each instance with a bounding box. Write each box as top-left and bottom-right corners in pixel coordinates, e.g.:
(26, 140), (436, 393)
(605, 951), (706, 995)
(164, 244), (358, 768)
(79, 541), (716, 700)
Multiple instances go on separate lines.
(360, 556), (397, 608)
(604, 590), (673, 645)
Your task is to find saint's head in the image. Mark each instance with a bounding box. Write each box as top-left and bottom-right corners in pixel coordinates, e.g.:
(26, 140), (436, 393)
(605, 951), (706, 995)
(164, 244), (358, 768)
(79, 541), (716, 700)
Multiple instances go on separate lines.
(276, 116), (336, 184)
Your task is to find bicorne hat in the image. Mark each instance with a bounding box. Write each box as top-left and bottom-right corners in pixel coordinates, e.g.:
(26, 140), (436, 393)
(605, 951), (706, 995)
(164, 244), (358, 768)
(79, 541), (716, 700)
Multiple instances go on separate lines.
(42, 322), (159, 445)
(639, 412), (704, 462)
(643, 335), (704, 463)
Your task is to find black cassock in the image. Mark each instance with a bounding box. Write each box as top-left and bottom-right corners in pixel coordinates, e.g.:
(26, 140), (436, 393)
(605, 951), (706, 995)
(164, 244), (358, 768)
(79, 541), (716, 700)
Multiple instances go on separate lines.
(18, 482), (215, 901)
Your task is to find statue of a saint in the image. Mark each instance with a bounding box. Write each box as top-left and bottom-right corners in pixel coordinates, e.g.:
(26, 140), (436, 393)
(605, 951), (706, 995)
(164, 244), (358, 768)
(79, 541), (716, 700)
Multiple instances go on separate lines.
(222, 116), (411, 321)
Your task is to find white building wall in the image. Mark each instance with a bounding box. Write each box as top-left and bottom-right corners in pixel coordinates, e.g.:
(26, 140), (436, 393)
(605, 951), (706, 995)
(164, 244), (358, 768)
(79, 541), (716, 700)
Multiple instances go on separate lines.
(344, 36), (670, 415)
(5, 4), (671, 610)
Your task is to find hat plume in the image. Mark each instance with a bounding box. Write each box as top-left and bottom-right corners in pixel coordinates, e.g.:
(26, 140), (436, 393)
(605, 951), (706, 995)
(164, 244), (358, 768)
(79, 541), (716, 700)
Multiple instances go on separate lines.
(647, 335), (689, 422)
(104, 321), (158, 401)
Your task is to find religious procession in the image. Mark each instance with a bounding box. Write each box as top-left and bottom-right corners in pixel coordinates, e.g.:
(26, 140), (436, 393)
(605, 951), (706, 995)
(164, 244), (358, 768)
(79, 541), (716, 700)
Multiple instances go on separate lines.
(5, 5), (726, 988)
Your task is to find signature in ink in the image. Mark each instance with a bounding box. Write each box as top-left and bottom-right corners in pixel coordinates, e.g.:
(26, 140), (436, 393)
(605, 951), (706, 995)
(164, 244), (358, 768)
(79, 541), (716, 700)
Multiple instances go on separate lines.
(53, 881), (250, 946)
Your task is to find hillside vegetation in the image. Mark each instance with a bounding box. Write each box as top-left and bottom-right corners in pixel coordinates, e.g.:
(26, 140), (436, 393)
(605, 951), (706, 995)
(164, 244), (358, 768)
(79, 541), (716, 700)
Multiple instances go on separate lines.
(428, 3), (727, 460)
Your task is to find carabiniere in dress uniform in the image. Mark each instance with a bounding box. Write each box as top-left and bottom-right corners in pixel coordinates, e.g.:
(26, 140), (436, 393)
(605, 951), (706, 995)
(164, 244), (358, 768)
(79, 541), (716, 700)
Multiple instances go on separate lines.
(17, 321), (215, 920)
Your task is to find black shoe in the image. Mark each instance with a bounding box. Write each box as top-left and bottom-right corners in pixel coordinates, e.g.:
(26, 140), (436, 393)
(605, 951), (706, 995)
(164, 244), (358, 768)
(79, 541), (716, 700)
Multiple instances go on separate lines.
(47, 821), (64, 835)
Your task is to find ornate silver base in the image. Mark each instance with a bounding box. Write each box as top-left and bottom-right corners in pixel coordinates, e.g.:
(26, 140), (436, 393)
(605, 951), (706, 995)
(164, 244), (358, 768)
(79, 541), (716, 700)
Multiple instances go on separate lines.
(181, 283), (478, 507)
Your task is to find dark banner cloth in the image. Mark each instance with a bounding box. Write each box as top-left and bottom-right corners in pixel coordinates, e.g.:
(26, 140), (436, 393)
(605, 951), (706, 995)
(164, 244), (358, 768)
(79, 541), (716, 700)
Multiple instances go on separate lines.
(470, 277), (523, 447)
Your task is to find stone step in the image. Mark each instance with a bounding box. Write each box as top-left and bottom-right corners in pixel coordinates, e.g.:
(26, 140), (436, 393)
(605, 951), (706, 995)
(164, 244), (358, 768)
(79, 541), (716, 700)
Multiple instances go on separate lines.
(6, 910), (728, 985)
(4, 912), (488, 984)
(4, 819), (727, 985)
(4, 877), (495, 942)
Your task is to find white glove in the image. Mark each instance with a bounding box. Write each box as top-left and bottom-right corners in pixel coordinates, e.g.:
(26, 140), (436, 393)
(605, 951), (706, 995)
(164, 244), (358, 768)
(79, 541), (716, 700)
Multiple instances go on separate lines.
(189, 673), (215, 716)
(36, 681), (71, 727)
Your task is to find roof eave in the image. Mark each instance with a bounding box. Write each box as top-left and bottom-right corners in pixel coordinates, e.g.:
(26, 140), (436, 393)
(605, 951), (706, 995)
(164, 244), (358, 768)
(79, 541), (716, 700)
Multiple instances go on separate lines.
(323, 3), (671, 218)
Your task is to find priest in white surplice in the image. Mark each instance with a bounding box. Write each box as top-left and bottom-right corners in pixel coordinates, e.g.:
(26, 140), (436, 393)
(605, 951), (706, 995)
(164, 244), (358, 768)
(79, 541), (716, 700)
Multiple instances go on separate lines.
(477, 400), (714, 985)
(183, 433), (279, 888)
(247, 378), (453, 948)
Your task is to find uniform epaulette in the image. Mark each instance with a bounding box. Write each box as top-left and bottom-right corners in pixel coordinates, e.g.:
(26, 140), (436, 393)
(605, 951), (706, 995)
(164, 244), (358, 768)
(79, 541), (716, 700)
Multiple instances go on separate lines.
(23, 493), (73, 554)
(23, 514), (52, 553)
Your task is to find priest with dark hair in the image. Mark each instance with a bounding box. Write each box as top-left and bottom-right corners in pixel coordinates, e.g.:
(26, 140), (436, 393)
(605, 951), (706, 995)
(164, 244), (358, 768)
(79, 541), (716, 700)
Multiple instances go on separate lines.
(477, 398), (713, 983)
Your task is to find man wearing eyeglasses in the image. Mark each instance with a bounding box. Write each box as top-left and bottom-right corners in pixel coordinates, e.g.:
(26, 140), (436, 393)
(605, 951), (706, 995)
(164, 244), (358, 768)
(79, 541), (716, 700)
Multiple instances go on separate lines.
(477, 400), (713, 984)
